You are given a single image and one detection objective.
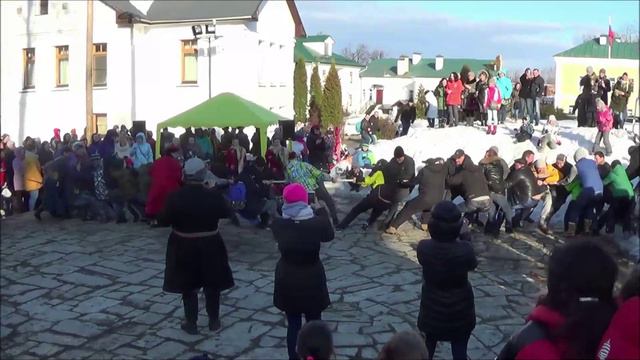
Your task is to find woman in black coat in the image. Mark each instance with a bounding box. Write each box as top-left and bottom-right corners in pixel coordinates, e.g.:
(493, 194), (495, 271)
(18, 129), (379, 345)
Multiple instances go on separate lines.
(417, 201), (478, 360)
(159, 158), (234, 335)
(271, 183), (335, 360)
(306, 125), (326, 170)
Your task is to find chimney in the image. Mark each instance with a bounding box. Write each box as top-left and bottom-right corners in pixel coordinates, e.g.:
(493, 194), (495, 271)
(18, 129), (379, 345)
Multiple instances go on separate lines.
(599, 35), (607, 45)
(397, 56), (409, 76)
(412, 52), (422, 65)
(435, 55), (444, 71)
(494, 54), (503, 72)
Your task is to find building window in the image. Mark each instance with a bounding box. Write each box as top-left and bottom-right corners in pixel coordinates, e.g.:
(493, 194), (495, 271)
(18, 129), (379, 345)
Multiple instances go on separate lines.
(55, 45), (69, 87)
(350, 72), (353, 84)
(93, 43), (107, 86)
(94, 114), (108, 134)
(181, 40), (197, 84)
(39, 0), (48, 15)
(23, 48), (35, 89)
(349, 94), (352, 107)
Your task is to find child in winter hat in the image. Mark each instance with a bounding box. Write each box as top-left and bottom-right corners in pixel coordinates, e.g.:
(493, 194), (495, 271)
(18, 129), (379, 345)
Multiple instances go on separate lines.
(283, 183), (308, 204)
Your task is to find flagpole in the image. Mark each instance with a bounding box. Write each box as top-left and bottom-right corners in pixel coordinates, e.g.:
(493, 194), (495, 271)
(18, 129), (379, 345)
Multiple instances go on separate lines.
(608, 16), (612, 59)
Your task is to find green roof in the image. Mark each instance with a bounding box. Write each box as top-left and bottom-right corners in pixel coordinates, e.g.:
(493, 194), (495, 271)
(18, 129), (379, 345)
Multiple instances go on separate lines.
(360, 57), (496, 78)
(299, 35), (331, 43)
(294, 38), (364, 68)
(555, 39), (639, 60)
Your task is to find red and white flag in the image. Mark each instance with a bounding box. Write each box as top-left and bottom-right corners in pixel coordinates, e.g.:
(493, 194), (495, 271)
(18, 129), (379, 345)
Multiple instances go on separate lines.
(608, 24), (615, 45)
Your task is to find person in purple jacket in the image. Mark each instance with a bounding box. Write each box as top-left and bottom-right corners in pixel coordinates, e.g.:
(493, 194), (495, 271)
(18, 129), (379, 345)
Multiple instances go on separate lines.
(565, 147), (604, 236)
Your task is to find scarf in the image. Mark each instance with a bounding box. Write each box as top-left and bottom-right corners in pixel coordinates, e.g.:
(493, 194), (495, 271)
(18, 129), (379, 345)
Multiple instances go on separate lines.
(281, 201), (314, 221)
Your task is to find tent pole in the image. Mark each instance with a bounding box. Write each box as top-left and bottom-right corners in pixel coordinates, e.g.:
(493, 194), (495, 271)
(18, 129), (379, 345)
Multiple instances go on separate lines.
(155, 124), (161, 159)
(260, 127), (268, 158)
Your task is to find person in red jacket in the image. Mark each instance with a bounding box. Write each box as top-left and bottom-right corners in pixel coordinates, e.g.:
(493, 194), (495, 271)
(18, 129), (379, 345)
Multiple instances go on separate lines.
(497, 240), (618, 360)
(597, 266), (639, 360)
(445, 72), (464, 127)
(145, 145), (182, 225)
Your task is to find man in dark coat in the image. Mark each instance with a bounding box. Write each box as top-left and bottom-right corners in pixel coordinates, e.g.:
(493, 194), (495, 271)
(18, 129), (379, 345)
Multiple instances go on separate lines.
(159, 158), (234, 335)
(478, 146), (513, 234)
(398, 101), (417, 136)
(417, 201), (477, 359)
(220, 127), (233, 151)
(626, 145), (639, 181)
(386, 157), (447, 234)
(506, 158), (545, 228)
(529, 69), (545, 126)
(237, 157), (273, 228)
(306, 126), (326, 170)
(597, 68), (612, 105)
(519, 68), (532, 120)
(448, 155), (493, 229)
(446, 149), (473, 200)
(236, 127), (251, 153)
(382, 146), (416, 226)
(271, 183), (335, 360)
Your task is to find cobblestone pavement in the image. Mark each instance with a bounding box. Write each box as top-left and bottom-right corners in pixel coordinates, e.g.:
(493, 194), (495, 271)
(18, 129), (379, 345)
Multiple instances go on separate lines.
(1, 186), (633, 359)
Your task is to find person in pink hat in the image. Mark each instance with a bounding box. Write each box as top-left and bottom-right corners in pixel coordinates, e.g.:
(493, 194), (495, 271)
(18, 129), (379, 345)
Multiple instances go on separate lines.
(270, 183), (335, 360)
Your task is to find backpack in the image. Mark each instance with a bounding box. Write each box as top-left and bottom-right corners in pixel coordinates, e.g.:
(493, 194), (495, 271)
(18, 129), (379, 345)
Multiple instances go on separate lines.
(228, 181), (246, 210)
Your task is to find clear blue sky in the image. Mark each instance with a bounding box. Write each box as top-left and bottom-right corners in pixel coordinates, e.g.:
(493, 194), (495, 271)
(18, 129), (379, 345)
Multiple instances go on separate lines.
(297, 0), (639, 71)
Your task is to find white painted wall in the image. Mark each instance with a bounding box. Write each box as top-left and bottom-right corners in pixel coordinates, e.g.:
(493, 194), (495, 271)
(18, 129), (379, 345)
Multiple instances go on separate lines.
(304, 63), (363, 114)
(0, 0), (295, 142)
(360, 76), (414, 105)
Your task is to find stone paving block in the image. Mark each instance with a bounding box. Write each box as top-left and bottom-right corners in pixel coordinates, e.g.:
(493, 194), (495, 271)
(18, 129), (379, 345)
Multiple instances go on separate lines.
(55, 348), (96, 359)
(132, 312), (166, 325)
(235, 292), (272, 311)
(1, 325), (13, 338)
(119, 285), (148, 293)
(334, 347), (359, 358)
(3, 340), (39, 357)
(52, 319), (105, 337)
(1, 284), (37, 296)
(63, 254), (101, 267)
(333, 333), (373, 347)
(32, 332), (87, 346)
(79, 312), (121, 327)
(28, 252), (67, 266)
(16, 275), (62, 289)
(16, 319), (54, 334)
(371, 332), (394, 344)
(241, 347), (287, 359)
(2, 312), (28, 326)
(98, 260), (141, 273)
(115, 323), (148, 336)
(85, 265), (129, 277)
(59, 272), (112, 287)
(146, 340), (188, 360)
(132, 334), (164, 349)
(10, 289), (49, 304)
(113, 346), (144, 357)
(119, 269), (160, 284)
(30, 307), (80, 322)
(73, 297), (120, 314)
(85, 333), (137, 351)
(258, 335), (280, 347)
(155, 328), (204, 343)
(27, 342), (64, 357)
(103, 304), (135, 316)
(149, 303), (176, 315)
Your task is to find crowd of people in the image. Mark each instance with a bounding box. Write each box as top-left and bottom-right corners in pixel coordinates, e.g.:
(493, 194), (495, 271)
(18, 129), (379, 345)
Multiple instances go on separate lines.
(359, 66), (634, 146)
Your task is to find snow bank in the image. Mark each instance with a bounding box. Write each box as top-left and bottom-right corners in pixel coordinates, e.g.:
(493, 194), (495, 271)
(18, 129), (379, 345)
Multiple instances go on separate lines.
(369, 119), (637, 170)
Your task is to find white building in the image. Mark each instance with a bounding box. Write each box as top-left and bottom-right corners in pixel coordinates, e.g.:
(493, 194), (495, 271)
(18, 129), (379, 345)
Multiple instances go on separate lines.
(360, 53), (501, 106)
(294, 35), (365, 114)
(0, 0), (305, 142)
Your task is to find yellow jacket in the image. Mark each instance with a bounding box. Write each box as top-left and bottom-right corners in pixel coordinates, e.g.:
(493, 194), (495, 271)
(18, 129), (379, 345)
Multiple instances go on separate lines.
(362, 170), (384, 188)
(544, 164), (560, 184)
(24, 152), (43, 191)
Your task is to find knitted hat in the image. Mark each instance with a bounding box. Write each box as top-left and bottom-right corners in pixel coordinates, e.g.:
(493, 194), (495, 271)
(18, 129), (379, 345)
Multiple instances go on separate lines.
(184, 158), (207, 182)
(487, 146), (499, 155)
(394, 146), (405, 159)
(283, 183), (308, 204)
(574, 147), (589, 162)
(428, 201), (463, 242)
(534, 159), (546, 168)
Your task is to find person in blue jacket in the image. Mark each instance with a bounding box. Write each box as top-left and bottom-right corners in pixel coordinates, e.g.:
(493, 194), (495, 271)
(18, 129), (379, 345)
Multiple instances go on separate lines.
(496, 70), (513, 124)
(565, 147), (603, 236)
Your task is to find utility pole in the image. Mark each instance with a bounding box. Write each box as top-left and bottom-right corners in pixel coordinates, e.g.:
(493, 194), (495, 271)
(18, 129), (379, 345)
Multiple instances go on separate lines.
(85, 0), (94, 142)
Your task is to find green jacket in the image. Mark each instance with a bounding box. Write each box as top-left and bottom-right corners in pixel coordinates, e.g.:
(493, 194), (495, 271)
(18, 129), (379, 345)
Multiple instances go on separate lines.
(565, 178), (582, 201)
(603, 164), (634, 199)
(434, 85), (446, 110)
(610, 80), (633, 113)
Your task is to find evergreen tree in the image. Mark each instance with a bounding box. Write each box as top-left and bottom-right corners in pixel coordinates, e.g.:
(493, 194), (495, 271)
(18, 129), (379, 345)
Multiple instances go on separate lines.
(309, 64), (323, 110)
(293, 58), (308, 122)
(415, 85), (427, 119)
(321, 61), (343, 127)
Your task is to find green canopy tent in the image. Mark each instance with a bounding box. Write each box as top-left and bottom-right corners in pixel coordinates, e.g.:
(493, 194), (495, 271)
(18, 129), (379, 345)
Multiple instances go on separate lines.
(155, 92), (286, 158)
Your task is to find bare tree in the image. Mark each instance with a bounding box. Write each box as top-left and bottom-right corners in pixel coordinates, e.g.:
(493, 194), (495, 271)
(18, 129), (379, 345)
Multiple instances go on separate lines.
(340, 43), (376, 64)
(369, 49), (385, 61)
(581, 24), (639, 43)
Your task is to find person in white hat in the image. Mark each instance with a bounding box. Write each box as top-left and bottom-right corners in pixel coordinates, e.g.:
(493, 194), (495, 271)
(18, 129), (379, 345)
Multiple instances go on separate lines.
(159, 157), (234, 335)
